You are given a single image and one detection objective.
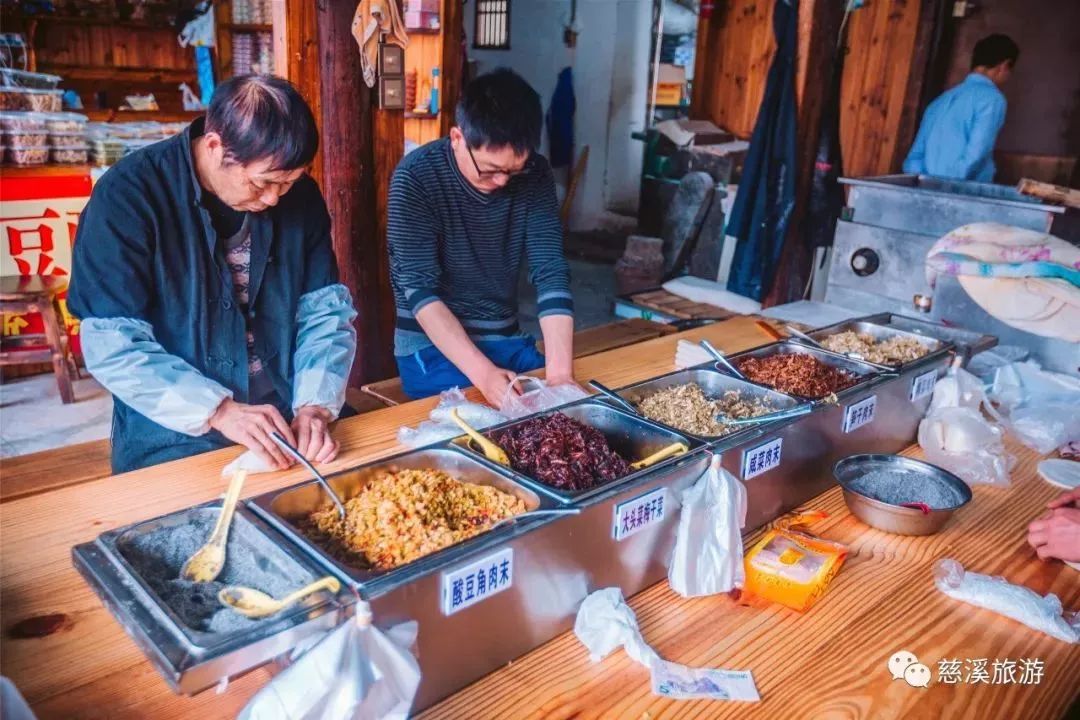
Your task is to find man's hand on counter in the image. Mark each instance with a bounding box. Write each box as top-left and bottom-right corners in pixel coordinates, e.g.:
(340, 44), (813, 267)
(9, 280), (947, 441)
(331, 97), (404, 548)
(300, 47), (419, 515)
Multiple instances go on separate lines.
(209, 398), (296, 470)
(1027, 488), (1080, 562)
(474, 365), (521, 410)
(292, 405), (339, 464)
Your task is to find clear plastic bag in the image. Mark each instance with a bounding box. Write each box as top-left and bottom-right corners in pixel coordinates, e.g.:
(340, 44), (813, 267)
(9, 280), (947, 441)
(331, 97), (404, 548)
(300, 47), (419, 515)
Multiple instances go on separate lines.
(919, 359), (1014, 487)
(668, 455), (747, 598)
(934, 558), (1079, 643)
(239, 605), (421, 720)
(987, 361), (1080, 454)
(397, 387), (508, 448)
(500, 377), (589, 420)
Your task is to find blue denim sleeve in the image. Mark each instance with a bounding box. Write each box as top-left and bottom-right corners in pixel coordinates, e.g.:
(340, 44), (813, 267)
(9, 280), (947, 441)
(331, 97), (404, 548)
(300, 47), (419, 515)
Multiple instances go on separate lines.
(80, 317), (233, 435)
(291, 283), (358, 418)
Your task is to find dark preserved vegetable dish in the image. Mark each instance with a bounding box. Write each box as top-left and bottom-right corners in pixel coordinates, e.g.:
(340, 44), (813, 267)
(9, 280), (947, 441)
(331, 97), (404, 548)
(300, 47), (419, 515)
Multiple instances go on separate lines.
(737, 353), (857, 398)
(491, 412), (630, 492)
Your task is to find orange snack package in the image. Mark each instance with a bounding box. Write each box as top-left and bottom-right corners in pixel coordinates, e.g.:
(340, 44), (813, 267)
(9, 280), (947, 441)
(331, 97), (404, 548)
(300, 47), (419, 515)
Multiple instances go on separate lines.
(743, 510), (848, 612)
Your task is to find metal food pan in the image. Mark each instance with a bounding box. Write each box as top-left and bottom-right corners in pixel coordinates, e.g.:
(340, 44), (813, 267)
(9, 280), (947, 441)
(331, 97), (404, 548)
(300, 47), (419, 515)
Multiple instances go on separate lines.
(453, 399), (699, 504)
(807, 319), (948, 369)
(72, 502), (345, 695)
(247, 447), (548, 593)
(862, 312), (997, 361)
(726, 340), (884, 402)
(609, 366), (802, 444)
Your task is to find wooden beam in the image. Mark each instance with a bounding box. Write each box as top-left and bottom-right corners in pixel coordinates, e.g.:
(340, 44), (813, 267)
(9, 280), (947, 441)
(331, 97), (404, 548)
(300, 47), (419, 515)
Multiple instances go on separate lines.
(439, 0), (465, 136)
(889, 0), (942, 172)
(764, 0), (846, 306)
(285, 0), (322, 185)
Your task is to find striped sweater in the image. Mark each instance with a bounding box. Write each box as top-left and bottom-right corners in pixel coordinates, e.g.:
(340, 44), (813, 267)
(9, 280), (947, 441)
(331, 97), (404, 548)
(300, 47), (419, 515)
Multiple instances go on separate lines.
(388, 138), (574, 356)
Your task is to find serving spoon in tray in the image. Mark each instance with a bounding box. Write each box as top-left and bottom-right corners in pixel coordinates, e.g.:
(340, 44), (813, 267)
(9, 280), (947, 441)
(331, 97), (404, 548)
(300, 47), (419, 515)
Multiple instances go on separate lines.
(181, 469), (247, 583)
(450, 408), (510, 466)
(699, 340), (748, 380)
(219, 576), (342, 619)
(587, 380), (641, 415)
(271, 431), (348, 520)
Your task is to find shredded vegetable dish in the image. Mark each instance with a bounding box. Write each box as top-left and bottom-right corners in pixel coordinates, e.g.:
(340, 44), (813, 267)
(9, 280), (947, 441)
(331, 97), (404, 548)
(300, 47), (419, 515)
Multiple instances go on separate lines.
(635, 384), (773, 436)
(819, 331), (929, 366)
(302, 468), (525, 571)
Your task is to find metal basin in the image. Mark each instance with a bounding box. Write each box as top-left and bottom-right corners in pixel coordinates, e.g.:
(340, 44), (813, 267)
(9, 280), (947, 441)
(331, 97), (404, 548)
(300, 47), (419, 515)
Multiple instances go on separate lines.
(861, 312), (997, 363)
(727, 340), (883, 401)
(834, 454), (972, 536)
(454, 399), (697, 504)
(247, 447), (545, 590)
(808, 320), (946, 370)
(611, 366), (801, 443)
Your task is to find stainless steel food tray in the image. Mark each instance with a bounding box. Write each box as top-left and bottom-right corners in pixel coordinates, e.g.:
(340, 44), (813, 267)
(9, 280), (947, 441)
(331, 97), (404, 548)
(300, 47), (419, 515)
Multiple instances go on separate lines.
(451, 398), (701, 504)
(806, 318), (950, 370)
(725, 340), (886, 402)
(247, 446), (551, 596)
(607, 366), (803, 444)
(72, 501), (347, 695)
(861, 312), (997, 363)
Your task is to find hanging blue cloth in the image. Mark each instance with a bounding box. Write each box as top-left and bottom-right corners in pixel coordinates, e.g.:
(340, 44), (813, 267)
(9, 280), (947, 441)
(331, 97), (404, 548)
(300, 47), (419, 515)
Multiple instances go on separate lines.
(196, 45), (215, 107)
(546, 67), (575, 169)
(725, 0), (798, 301)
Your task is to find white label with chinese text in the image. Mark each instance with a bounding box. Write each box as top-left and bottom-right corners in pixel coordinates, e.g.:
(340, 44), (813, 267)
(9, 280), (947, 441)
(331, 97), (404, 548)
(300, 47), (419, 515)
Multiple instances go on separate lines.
(613, 487), (667, 541)
(910, 370), (937, 402)
(440, 547), (513, 616)
(741, 437), (783, 480)
(843, 395), (877, 433)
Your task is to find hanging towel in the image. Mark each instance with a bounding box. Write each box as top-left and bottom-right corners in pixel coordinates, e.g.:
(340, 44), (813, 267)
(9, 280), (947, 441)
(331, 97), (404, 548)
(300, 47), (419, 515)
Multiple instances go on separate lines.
(352, 0), (410, 89)
(725, 0), (798, 301)
(547, 67), (576, 168)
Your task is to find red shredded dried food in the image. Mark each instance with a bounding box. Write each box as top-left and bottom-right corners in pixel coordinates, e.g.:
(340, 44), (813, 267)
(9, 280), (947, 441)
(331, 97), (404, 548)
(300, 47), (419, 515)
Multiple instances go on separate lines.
(490, 413), (631, 492)
(737, 353), (857, 398)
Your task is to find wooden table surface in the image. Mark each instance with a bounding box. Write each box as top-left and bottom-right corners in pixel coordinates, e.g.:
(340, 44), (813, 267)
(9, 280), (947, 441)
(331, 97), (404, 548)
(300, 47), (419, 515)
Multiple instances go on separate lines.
(1, 316), (1077, 719)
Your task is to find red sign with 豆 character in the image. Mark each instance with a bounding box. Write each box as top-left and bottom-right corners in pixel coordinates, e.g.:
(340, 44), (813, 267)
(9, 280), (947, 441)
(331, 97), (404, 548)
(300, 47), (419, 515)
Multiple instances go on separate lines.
(0, 170), (92, 354)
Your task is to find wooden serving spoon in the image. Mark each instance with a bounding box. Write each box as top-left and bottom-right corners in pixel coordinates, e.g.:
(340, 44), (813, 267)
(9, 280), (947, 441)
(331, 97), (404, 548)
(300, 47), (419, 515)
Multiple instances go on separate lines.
(630, 442), (690, 471)
(181, 470), (247, 583)
(450, 408), (510, 466)
(218, 576), (341, 619)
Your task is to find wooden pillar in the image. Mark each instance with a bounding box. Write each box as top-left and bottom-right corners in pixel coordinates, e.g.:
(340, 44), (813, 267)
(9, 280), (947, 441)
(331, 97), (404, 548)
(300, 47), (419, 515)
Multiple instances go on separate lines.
(314, 0), (400, 385)
(764, 0), (846, 306)
(439, 0), (466, 135)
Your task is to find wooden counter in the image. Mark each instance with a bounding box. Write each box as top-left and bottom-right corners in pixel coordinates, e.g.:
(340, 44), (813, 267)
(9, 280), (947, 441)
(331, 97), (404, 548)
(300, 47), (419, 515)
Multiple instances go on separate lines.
(1, 317), (1077, 719)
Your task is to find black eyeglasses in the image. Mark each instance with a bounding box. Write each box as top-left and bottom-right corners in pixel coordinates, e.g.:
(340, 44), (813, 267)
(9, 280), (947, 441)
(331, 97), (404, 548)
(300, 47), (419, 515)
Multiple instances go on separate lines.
(465, 143), (533, 179)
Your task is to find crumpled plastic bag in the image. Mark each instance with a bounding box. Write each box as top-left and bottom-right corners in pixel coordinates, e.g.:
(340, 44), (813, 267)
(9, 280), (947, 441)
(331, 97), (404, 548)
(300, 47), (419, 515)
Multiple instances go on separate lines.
(573, 588), (760, 701)
(919, 359), (1014, 487)
(934, 558), (1079, 643)
(397, 387), (508, 448)
(239, 605), (421, 720)
(500, 377), (589, 420)
(669, 455), (747, 597)
(987, 361), (1080, 454)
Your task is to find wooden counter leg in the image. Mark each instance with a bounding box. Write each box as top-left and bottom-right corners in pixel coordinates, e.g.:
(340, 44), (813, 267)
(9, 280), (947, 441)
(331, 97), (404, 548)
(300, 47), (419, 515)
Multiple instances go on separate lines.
(37, 297), (75, 404)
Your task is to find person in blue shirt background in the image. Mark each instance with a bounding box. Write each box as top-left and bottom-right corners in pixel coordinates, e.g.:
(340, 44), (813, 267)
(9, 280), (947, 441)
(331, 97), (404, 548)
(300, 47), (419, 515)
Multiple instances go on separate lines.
(903, 34), (1019, 183)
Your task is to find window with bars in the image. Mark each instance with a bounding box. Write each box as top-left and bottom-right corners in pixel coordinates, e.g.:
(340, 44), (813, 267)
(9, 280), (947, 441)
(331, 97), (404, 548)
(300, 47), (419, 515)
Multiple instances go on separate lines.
(474, 0), (511, 50)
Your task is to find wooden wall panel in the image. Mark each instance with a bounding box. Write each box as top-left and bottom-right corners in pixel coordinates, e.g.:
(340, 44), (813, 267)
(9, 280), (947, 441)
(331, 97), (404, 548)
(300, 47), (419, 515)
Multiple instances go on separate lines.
(839, 0), (924, 177)
(691, 0), (777, 139)
(405, 31), (444, 146)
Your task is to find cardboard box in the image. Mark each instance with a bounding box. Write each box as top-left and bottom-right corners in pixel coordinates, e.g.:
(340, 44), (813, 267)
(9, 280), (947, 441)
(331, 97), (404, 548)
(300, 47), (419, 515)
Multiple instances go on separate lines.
(655, 63), (686, 106)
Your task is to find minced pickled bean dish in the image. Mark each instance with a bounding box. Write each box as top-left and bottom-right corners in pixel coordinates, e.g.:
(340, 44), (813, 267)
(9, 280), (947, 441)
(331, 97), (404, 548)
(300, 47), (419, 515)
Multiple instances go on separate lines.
(491, 412), (630, 492)
(820, 331), (928, 366)
(636, 384), (772, 436)
(737, 353), (857, 398)
(302, 468), (525, 571)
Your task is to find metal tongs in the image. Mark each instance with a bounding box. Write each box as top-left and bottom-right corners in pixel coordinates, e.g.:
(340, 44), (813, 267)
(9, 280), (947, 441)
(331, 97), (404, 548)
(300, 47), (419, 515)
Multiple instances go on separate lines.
(271, 431), (347, 519)
(587, 380), (640, 415)
(699, 340), (747, 380)
(490, 508), (582, 531)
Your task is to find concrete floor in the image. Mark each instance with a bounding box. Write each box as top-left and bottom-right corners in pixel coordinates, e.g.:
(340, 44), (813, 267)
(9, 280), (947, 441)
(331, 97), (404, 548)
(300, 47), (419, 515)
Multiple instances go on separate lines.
(0, 258), (619, 459)
(0, 373), (112, 458)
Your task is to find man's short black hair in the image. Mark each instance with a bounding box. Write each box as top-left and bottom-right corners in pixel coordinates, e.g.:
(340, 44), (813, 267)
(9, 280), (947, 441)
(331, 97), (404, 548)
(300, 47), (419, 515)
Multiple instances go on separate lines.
(455, 68), (542, 154)
(971, 34), (1019, 70)
(206, 74), (318, 170)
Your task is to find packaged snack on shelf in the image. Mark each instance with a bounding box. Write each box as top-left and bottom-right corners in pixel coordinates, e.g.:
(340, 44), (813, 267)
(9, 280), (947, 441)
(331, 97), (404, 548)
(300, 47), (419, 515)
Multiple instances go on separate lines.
(743, 510), (848, 612)
(50, 145), (90, 164)
(0, 88), (63, 112)
(0, 68), (62, 90)
(0, 111), (48, 132)
(3, 145), (49, 166)
(2, 131), (47, 147)
(43, 112), (88, 133)
(48, 132), (87, 148)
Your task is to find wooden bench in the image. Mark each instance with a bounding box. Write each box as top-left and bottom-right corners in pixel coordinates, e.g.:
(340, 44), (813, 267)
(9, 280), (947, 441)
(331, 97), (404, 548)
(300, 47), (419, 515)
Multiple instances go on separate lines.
(361, 318), (680, 406)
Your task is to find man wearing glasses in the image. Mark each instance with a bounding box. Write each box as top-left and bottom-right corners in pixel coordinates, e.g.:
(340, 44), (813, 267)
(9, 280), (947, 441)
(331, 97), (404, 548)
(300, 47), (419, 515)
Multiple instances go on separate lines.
(388, 68), (575, 407)
(68, 75), (357, 472)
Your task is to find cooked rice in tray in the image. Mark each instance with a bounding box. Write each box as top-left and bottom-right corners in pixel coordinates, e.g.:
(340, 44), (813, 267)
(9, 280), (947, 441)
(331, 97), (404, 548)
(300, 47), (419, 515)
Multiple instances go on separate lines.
(302, 468), (525, 571)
